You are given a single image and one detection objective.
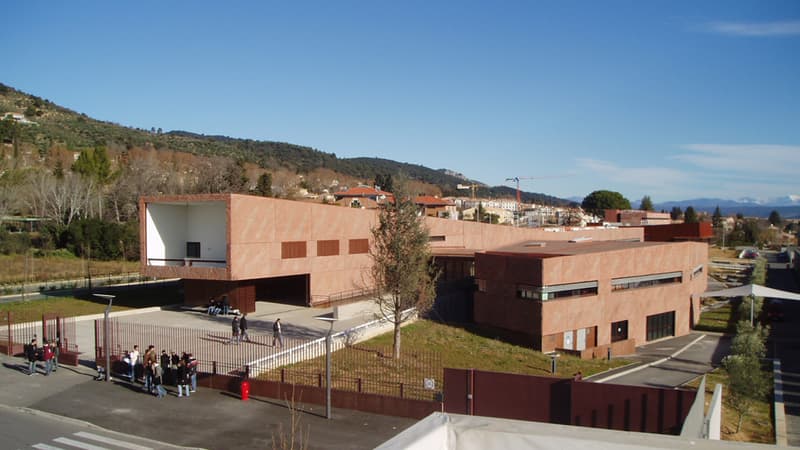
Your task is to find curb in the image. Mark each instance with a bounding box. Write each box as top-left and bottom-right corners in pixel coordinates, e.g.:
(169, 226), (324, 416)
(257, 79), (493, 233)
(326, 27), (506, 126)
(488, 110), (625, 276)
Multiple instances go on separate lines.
(593, 334), (707, 384)
(0, 404), (203, 450)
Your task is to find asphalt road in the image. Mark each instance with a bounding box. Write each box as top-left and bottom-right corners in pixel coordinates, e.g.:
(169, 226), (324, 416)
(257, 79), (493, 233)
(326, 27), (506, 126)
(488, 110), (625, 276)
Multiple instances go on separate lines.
(0, 404), (184, 450)
(590, 332), (729, 388)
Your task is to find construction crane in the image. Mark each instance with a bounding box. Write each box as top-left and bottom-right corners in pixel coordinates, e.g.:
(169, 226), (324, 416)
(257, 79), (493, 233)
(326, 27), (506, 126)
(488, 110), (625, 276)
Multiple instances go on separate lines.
(457, 183), (480, 199)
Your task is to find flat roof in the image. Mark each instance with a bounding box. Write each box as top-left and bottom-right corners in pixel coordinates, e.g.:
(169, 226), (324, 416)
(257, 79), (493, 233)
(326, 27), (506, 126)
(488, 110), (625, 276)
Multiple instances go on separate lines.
(485, 239), (666, 258)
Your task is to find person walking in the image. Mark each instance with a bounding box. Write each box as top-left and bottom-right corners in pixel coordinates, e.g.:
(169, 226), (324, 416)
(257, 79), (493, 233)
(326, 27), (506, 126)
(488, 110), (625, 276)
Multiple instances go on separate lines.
(129, 345), (140, 381)
(176, 360), (190, 397)
(272, 318), (283, 348)
(25, 338), (39, 375)
(43, 340), (54, 376)
(227, 316), (240, 345)
(239, 314), (250, 343)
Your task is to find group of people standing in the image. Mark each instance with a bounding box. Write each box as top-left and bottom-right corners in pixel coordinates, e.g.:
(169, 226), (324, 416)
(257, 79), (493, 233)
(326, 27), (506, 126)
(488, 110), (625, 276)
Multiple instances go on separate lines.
(124, 344), (197, 398)
(23, 337), (59, 376)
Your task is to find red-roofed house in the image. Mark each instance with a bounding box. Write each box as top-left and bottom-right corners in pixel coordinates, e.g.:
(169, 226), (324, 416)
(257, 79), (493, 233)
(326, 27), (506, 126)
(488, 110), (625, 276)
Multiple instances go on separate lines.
(415, 195), (457, 218)
(333, 185), (393, 208)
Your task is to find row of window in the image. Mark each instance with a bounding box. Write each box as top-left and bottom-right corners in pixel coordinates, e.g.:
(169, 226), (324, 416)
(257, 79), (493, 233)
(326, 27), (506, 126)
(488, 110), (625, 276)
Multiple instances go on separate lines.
(610, 271), (682, 292)
(281, 239), (369, 259)
(475, 269), (689, 301)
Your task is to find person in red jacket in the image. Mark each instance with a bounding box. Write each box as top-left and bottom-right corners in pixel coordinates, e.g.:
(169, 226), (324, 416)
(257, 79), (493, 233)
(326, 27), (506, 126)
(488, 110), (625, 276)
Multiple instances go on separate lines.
(43, 340), (55, 376)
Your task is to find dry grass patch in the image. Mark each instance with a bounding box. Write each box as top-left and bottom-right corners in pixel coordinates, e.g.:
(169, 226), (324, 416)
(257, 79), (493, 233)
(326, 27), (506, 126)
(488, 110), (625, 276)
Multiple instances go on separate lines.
(684, 368), (774, 444)
(0, 254), (139, 285)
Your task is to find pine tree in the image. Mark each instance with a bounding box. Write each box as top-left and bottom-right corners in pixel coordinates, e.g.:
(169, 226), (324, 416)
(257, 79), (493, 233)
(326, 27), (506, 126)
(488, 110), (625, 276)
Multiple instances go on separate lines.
(370, 180), (438, 358)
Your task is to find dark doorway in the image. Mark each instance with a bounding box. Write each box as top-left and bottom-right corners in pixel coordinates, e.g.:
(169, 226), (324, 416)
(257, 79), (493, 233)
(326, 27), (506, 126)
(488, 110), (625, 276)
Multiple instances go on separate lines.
(255, 274), (310, 306)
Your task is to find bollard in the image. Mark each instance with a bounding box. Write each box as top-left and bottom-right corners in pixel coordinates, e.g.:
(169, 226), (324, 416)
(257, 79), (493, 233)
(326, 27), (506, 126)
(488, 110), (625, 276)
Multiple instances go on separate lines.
(241, 379), (250, 401)
(607, 347), (612, 361)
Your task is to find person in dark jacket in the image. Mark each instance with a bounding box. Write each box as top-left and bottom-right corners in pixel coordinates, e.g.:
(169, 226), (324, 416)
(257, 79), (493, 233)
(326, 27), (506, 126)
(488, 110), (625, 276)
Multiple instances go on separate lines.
(176, 360), (190, 397)
(25, 338), (39, 375)
(160, 350), (171, 385)
(239, 314), (250, 343)
(152, 361), (166, 398)
(227, 316), (240, 345)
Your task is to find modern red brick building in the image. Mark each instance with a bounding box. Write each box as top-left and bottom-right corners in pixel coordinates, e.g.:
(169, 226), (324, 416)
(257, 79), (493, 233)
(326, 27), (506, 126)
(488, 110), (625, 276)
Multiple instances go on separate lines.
(473, 239), (708, 355)
(139, 193), (645, 313)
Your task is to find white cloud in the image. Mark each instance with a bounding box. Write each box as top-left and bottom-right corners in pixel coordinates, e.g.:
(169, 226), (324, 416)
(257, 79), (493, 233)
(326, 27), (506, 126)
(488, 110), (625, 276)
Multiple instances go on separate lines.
(704, 20), (800, 37)
(673, 144), (800, 176)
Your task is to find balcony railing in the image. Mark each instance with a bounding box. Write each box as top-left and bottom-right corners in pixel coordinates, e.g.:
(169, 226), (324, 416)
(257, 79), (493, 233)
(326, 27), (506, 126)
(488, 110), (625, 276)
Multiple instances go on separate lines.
(147, 258), (227, 268)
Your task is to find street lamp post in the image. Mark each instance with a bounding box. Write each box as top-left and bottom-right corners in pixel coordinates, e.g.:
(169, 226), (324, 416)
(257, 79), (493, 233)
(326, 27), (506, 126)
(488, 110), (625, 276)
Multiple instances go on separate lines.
(93, 294), (115, 382)
(316, 316), (338, 419)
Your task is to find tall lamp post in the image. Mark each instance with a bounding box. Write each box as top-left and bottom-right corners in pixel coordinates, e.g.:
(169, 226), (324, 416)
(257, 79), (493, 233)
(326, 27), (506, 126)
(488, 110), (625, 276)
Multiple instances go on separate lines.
(93, 294), (115, 382)
(316, 316), (338, 419)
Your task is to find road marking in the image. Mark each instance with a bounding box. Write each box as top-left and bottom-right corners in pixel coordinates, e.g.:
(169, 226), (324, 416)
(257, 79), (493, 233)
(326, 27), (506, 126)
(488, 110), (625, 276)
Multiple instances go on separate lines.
(74, 432), (153, 450)
(32, 444), (66, 450)
(52, 437), (109, 450)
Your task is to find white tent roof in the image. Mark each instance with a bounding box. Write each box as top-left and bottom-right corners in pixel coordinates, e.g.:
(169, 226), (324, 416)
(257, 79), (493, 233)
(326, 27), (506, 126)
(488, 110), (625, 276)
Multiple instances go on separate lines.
(700, 283), (800, 301)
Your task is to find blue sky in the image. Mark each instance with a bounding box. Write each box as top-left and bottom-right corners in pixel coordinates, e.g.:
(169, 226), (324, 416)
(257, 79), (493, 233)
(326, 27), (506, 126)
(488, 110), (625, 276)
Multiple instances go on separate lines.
(2, 1), (798, 203)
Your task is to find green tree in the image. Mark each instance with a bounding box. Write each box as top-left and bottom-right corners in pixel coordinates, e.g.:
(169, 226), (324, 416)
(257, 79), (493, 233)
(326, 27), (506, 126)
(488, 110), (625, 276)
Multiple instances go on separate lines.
(724, 320), (770, 433)
(370, 181), (438, 358)
(71, 146), (112, 183)
(683, 206), (698, 223)
(639, 195), (654, 211)
(768, 210), (782, 227)
(712, 206), (722, 228)
(255, 172), (273, 197)
(374, 173), (394, 193)
(670, 206), (683, 221)
(581, 190), (631, 217)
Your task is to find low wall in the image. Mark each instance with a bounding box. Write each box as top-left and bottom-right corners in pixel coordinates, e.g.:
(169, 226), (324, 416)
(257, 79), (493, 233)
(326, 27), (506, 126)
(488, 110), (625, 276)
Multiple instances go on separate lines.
(444, 368), (695, 435)
(556, 339), (636, 360)
(198, 373), (440, 419)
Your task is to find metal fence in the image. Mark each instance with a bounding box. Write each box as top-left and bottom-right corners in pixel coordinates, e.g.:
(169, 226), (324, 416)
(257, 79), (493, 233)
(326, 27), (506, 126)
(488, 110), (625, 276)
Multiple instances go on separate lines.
(0, 311), (78, 356)
(95, 315), (442, 401)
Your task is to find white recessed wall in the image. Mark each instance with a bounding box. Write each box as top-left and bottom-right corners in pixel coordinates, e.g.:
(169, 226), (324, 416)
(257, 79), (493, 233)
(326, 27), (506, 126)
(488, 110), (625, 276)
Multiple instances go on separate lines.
(146, 201), (227, 265)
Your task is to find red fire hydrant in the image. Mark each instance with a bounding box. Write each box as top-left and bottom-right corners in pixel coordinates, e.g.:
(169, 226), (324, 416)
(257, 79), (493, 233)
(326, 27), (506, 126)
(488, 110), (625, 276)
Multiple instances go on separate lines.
(241, 379), (250, 401)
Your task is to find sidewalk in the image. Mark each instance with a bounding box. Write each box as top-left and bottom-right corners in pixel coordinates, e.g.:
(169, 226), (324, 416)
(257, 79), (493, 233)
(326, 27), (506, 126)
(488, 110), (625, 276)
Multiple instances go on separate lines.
(0, 352), (415, 449)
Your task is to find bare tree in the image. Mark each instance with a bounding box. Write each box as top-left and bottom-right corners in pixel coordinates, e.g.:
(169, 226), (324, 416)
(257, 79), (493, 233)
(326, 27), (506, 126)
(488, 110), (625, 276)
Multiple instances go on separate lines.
(370, 181), (438, 359)
(24, 171), (94, 226)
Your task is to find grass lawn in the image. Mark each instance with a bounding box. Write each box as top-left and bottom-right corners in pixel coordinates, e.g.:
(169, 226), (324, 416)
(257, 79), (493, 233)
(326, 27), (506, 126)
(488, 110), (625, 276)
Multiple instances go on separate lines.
(695, 302), (738, 334)
(0, 285), (182, 323)
(684, 368), (774, 444)
(365, 320), (631, 377)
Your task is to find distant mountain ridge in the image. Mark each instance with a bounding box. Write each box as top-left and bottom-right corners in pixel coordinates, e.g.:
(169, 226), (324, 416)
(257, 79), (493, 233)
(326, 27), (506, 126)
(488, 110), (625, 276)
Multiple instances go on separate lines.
(654, 198), (800, 219)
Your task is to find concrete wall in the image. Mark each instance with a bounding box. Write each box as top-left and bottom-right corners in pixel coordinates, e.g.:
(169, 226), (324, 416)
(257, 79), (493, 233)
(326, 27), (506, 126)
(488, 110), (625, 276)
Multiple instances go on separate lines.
(186, 202), (227, 260)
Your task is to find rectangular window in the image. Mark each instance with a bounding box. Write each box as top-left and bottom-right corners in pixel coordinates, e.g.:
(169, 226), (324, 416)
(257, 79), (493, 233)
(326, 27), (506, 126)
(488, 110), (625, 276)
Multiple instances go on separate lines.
(186, 242), (201, 258)
(429, 235), (446, 242)
(691, 264), (704, 279)
(646, 311), (675, 341)
(611, 271), (682, 292)
(516, 281), (598, 301)
(281, 241), (307, 259)
(348, 238), (369, 254)
(317, 240), (340, 257)
(611, 320), (628, 342)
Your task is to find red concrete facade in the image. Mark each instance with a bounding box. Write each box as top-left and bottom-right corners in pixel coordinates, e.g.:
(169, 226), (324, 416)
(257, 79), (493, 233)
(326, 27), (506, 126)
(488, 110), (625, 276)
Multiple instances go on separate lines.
(473, 240), (707, 353)
(604, 209), (671, 226)
(140, 193), (646, 311)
